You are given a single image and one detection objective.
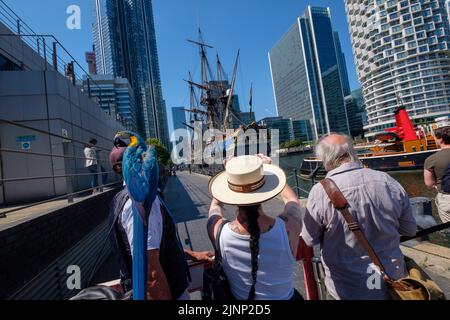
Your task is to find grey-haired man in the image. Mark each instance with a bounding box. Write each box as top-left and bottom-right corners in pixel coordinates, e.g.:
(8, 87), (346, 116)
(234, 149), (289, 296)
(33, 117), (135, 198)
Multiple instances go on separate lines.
(301, 134), (417, 300)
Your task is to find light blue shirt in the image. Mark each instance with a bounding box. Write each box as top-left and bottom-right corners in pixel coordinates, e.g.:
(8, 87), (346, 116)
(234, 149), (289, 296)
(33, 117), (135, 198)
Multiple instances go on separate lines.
(302, 162), (417, 300)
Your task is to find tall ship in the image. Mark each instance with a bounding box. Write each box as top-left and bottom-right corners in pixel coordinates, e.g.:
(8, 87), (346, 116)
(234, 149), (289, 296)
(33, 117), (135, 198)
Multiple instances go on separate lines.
(181, 30), (266, 170)
(299, 107), (447, 180)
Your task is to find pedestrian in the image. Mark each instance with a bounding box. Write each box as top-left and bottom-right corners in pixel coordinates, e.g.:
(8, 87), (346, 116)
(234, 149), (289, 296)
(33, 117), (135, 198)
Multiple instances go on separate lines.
(424, 126), (450, 223)
(172, 165), (177, 176)
(302, 133), (417, 300)
(109, 146), (214, 300)
(207, 154), (304, 300)
(84, 138), (107, 194)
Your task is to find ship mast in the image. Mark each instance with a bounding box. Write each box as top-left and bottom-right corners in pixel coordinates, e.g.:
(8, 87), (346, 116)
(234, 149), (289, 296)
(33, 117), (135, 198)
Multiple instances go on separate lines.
(222, 49), (240, 131)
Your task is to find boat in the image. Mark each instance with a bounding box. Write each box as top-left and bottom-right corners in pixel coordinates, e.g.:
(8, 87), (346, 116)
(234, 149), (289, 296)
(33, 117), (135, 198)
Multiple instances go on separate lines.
(299, 106), (443, 180)
(181, 30), (268, 173)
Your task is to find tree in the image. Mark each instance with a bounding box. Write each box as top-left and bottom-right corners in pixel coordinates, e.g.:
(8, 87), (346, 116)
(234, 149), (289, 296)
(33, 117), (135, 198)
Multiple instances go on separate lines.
(280, 139), (303, 149)
(146, 138), (170, 166)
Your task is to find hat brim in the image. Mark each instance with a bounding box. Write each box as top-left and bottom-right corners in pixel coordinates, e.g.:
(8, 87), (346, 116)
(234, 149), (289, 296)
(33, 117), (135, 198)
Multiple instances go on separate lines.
(208, 164), (287, 206)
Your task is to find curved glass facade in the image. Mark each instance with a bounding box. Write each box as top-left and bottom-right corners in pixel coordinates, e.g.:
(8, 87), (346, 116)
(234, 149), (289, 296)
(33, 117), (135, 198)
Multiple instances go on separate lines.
(345, 0), (450, 138)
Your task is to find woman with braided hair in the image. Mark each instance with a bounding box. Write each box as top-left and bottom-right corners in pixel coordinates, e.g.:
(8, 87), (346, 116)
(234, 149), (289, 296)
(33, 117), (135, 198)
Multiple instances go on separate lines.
(208, 155), (304, 300)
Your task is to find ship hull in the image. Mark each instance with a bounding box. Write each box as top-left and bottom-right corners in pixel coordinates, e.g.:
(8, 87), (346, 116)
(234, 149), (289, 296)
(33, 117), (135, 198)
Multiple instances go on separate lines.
(299, 149), (439, 180)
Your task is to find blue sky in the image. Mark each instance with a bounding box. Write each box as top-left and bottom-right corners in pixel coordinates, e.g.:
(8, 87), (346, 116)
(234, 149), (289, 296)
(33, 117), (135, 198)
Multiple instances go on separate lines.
(5, 0), (361, 132)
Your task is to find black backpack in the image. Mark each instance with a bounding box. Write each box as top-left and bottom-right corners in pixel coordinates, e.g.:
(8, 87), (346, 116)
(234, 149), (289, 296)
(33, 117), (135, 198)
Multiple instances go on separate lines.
(442, 163), (450, 193)
(202, 220), (235, 301)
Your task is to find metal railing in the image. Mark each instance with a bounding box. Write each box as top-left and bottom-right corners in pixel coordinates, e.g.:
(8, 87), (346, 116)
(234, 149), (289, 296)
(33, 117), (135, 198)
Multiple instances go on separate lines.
(0, 118), (123, 218)
(0, 0), (130, 128)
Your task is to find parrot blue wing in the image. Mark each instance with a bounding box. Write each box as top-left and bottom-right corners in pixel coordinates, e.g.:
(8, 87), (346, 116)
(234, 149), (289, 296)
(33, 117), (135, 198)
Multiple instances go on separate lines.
(118, 131), (160, 300)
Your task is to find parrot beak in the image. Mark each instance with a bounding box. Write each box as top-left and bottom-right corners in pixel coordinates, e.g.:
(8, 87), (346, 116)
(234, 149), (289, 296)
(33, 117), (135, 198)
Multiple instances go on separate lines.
(114, 132), (131, 148)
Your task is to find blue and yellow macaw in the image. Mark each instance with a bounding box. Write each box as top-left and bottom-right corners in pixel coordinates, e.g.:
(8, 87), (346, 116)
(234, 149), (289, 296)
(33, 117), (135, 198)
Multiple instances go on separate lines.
(114, 131), (159, 300)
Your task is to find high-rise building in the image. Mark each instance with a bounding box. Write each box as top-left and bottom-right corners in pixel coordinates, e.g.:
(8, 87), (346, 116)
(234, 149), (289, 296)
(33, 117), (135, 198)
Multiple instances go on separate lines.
(85, 51), (97, 75)
(345, 88), (365, 138)
(269, 6), (350, 141)
(239, 112), (256, 126)
(92, 0), (119, 76)
(292, 119), (314, 142)
(81, 74), (137, 131)
(92, 0), (169, 145)
(334, 32), (352, 97)
(345, 0), (450, 139)
(258, 117), (294, 145)
(172, 107), (187, 132)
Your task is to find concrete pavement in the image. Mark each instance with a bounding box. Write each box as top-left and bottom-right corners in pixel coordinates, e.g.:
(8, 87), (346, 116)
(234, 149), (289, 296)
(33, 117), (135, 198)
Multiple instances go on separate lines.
(163, 171), (309, 298)
(164, 171), (450, 299)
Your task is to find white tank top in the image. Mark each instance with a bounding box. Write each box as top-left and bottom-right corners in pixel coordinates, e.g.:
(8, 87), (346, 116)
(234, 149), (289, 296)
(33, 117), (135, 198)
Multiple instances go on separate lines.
(219, 217), (296, 300)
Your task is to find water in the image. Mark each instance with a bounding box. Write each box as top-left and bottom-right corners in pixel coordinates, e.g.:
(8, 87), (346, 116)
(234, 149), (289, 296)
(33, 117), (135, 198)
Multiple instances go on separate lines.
(279, 153), (450, 247)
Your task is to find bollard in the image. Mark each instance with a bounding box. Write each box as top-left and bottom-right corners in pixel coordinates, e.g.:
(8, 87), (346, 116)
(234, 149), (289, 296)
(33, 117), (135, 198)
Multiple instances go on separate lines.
(297, 238), (319, 300)
(294, 169), (301, 198)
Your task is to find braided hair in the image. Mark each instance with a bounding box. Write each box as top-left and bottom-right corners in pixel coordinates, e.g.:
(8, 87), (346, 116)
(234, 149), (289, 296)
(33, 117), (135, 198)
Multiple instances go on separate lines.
(241, 205), (261, 300)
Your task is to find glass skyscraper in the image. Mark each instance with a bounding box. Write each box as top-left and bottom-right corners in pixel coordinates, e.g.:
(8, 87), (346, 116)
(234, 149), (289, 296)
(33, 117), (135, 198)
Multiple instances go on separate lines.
(172, 107), (187, 132)
(269, 6), (350, 141)
(81, 74), (137, 131)
(92, 0), (169, 145)
(345, 0), (450, 139)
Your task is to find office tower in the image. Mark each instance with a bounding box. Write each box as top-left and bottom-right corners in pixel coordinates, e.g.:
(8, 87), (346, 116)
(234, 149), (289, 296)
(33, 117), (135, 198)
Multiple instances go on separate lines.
(258, 117), (294, 145)
(92, 0), (119, 76)
(85, 51), (97, 75)
(292, 119), (314, 142)
(82, 75), (137, 130)
(334, 32), (352, 97)
(172, 107), (187, 132)
(269, 6), (350, 141)
(92, 0), (169, 145)
(239, 112), (256, 126)
(345, 0), (450, 139)
(345, 88), (365, 138)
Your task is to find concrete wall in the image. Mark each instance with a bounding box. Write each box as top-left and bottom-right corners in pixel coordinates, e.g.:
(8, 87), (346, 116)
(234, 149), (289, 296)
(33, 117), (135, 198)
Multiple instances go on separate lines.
(0, 22), (50, 71)
(0, 189), (119, 299)
(0, 70), (124, 204)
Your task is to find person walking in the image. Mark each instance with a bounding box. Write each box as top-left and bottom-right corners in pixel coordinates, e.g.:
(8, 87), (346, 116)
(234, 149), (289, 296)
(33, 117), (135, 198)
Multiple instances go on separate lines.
(424, 126), (450, 223)
(84, 138), (107, 194)
(302, 134), (417, 300)
(207, 154), (304, 300)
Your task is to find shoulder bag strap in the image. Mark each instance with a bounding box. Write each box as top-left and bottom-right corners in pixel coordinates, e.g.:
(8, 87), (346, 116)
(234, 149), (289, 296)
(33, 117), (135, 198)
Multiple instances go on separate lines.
(214, 220), (230, 266)
(320, 178), (393, 283)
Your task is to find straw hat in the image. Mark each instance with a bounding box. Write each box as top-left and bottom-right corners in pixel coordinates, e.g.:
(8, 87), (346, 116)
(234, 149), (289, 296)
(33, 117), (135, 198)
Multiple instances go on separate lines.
(209, 155), (287, 206)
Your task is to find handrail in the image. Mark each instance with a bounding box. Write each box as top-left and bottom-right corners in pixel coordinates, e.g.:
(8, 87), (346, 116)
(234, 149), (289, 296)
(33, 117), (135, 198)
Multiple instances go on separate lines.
(0, 119), (113, 152)
(0, 1), (131, 128)
(0, 148), (111, 163)
(0, 118), (120, 214)
(0, 171), (115, 183)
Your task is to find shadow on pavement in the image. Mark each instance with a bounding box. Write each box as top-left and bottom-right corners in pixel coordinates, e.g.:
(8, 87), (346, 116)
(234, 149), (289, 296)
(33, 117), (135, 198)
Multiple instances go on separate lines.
(163, 175), (207, 224)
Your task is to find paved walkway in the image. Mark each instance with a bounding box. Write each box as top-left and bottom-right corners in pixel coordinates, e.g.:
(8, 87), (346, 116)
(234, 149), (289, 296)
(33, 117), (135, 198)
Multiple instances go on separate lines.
(164, 171), (308, 298)
(164, 171), (450, 299)
(0, 187), (117, 232)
